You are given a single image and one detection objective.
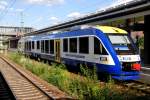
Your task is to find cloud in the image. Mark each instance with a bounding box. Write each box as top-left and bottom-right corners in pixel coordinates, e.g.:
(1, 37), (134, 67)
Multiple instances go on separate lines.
(48, 16), (61, 25)
(67, 12), (83, 19)
(0, 5), (5, 10)
(36, 16), (43, 22)
(8, 7), (24, 13)
(15, 8), (24, 12)
(0, 1), (8, 10)
(97, 0), (134, 12)
(6, 8), (27, 16)
(25, 0), (65, 6)
(112, 0), (134, 6)
(49, 16), (58, 20)
(31, 16), (43, 24)
(0, 1), (8, 6)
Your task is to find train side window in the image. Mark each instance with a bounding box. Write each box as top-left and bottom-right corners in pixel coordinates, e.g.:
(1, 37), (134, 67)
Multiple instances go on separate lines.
(27, 41), (29, 51)
(69, 38), (77, 53)
(25, 42), (26, 50)
(37, 41), (40, 50)
(79, 37), (89, 54)
(32, 41), (34, 49)
(50, 40), (54, 54)
(27, 42), (29, 50)
(29, 41), (31, 51)
(45, 40), (49, 53)
(41, 40), (44, 53)
(94, 37), (108, 55)
(63, 39), (68, 52)
(26, 42), (28, 51)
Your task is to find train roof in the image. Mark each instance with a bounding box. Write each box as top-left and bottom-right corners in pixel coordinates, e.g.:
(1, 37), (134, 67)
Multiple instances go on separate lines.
(95, 25), (127, 34)
(26, 26), (128, 41)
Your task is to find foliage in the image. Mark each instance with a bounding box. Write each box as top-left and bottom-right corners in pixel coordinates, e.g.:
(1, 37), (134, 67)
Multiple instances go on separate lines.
(138, 36), (144, 49)
(7, 52), (138, 100)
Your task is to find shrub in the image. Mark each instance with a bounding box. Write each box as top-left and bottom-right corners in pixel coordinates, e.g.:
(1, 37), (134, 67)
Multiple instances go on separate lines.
(6, 52), (135, 100)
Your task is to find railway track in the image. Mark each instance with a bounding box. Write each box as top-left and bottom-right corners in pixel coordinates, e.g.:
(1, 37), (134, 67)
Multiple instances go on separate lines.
(0, 56), (74, 100)
(118, 80), (150, 95)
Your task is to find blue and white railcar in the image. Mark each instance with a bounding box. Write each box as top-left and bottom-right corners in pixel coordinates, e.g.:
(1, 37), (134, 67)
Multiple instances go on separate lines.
(21, 25), (141, 80)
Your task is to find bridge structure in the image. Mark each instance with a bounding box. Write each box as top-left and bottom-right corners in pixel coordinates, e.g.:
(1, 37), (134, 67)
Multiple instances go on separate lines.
(9, 0), (150, 66)
(0, 26), (34, 50)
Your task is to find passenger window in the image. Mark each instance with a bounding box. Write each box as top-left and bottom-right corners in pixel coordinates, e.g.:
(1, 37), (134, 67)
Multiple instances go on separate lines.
(69, 38), (77, 53)
(41, 40), (44, 53)
(45, 40), (49, 53)
(50, 40), (54, 54)
(63, 39), (68, 52)
(32, 41), (34, 49)
(26, 42), (28, 51)
(94, 37), (107, 55)
(37, 41), (40, 50)
(27, 41), (29, 51)
(79, 37), (89, 54)
(25, 42), (27, 51)
(29, 41), (31, 51)
(27, 42), (29, 51)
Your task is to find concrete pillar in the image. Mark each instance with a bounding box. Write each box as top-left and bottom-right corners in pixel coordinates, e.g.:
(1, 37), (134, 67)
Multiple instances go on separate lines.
(8, 40), (10, 49)
(144, 15), (150, 66)
(125, 19), (131, 34)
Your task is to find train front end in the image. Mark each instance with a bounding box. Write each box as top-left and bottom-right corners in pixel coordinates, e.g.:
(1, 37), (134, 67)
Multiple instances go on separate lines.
(96, 26), (141, 80)
(108, 33), (141, 80)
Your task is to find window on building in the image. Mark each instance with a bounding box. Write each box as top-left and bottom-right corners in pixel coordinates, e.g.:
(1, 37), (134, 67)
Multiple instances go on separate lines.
(32, 41), (34, 49)
(69, 38), (77, 53)
(37, 41), (40, 50)
(94, 37), (107, 55)
(50, 40), (54, 54)
(45, 40), (49, 53)
(41, 40), (44, 53)
(63, 39), (68, 52)
(79, 37), (89, 54)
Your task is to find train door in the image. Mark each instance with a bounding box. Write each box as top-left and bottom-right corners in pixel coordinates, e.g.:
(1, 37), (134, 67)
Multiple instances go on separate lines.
(55, 39), (61, 62)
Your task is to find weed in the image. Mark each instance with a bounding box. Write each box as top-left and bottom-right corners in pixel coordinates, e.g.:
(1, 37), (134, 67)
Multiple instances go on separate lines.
(6, 52), (133, 100)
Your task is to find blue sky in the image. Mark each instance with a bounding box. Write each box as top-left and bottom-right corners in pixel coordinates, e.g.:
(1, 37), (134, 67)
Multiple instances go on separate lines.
(0, 0), (131, 29)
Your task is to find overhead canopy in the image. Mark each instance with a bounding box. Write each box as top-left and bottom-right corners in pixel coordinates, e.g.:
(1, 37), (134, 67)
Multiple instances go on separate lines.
(24, 0), (150, 36)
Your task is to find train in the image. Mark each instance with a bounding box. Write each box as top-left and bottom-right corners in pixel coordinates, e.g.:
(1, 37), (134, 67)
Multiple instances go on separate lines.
(18, 25), (141, 80)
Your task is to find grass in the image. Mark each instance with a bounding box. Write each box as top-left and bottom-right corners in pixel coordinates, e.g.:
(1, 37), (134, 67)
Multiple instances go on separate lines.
(5, 52), (148, 100)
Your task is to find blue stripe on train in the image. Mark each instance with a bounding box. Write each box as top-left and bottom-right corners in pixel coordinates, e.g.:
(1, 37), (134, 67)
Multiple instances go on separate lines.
(62, 57), (139, 76)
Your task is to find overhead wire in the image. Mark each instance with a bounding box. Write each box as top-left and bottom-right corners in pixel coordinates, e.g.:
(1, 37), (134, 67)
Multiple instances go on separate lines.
(0, 0), (16, 22)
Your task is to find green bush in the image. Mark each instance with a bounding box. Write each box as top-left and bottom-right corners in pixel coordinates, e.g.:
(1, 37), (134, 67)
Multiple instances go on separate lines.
(137, 36), (144, 49)
(7, 52), (135, 100)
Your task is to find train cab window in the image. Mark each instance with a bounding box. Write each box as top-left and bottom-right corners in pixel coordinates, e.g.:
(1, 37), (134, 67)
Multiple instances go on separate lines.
(41, 40), (44, 53)
(45, 40), (49, 53)
(69, 38), (77, 53)
(32, 41), (34, 49)
(63, 39), (68, 52)
(50, 40), (54, 54)
(94, 37), (107, 55)
(37, 41), (40, 50)
(79, 37), (89, 54)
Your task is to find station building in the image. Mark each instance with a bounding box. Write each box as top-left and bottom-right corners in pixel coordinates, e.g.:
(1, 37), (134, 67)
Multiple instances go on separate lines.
(0, 26), (34, 50)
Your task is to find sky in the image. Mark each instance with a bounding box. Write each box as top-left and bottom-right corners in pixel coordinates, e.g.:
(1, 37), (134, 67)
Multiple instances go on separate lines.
(0, 0), (133, 30)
